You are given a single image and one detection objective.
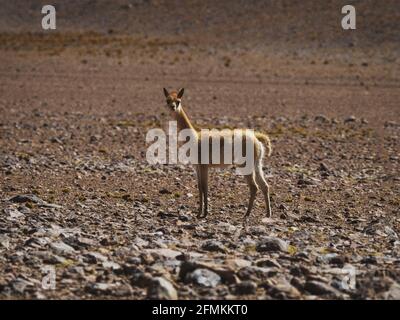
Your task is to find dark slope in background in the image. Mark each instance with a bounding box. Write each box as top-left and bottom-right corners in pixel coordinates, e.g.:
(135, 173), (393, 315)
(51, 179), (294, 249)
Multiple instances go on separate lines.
(0, 0), (399, 50)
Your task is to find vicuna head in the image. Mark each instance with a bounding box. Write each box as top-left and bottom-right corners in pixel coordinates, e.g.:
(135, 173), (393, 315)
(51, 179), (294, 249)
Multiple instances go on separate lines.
(163, 88), (184, 112)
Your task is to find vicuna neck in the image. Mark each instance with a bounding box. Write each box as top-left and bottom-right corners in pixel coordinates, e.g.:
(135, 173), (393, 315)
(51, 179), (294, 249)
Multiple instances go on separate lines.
(174, 106), (197, 133)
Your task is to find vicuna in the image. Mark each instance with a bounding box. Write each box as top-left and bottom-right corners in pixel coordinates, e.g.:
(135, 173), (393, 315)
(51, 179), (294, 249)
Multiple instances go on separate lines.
(162, 88), (272, 218)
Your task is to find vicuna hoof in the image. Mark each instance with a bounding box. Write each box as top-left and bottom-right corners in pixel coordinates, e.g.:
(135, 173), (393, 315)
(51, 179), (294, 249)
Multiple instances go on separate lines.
(197, 213), (207, 219)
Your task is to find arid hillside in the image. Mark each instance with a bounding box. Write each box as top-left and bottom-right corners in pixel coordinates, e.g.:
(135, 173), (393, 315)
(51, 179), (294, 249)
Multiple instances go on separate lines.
(0, 1), (399, 300)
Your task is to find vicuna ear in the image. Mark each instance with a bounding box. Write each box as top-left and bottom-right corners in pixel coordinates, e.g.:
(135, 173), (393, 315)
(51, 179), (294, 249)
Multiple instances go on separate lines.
(163, 88), (169, 98)
(177, 88), (185, 99)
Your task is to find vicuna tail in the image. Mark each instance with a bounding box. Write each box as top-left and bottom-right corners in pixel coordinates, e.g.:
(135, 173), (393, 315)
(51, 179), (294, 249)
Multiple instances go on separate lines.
(255, 132), (272, 157)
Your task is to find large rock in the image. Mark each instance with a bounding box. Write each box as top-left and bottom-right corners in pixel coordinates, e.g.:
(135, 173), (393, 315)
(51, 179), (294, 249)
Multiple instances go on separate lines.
(201, 240), (226, 253)
(147, 277), (178, 300)
(84, 252), (108, 263)
(256, 237), (289, 253)
(234, 281), (257, 295)
(225, 258), (252, 269)
(185, 269), (221, 288)
(0, 235), (10, 249)
(237, 266), (277, 281)
(382, 282), (400, 300)
(304, 280), (342, 297)
(85, 283), (115, 294)
(102, 261), (121, 271)
(11, 278), (34, 294)
(130, 272), (153, 288)
(263, 279), (301, 299)
(146, 248), (182, 259)
(179, 261), (238, 284)
(85, 283), (133, 296)
(50, 242), (76, 255)
(256, 258), (282, 269)
(317, 253), (346, 266)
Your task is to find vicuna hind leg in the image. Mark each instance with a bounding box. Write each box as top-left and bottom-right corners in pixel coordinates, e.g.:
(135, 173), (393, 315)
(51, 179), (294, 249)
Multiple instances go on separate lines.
(255, 162), (272, 217)
(244, 173), (258, 217)
(195, 166), (203, 218)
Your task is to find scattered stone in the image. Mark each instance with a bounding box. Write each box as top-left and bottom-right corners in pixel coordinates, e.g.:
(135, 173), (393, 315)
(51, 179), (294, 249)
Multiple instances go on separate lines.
(248, 225), (267, 235)
(381, 282), (400, 300)
(361, 118), (369, 124)
(140, 252), (155, 265)
(89, 134), (102, 143)
(216, 222), (237, 234)
(102, 261), (121, 271)
(319, 162), (330, 172)
(344, 116), (356, 123)
(263, 278), (301, 299)
(384, 121), (398, 127)
(363, 223), (398, 239)
(256, 237), (289, 253)
(304, 280), (341, 296)
(89, 283), (112, 293)
(50, 137), (62, 144)
(361, 256), (378, 265)
(0, 235), (10, 249)
(256, 258), (282, 269)
(147, 277), (177, 300)
(290, 266), (310, 277)
(159, 188), (172, 195)
(75, 237), (97, 248)
(8, 194), (62, 208)
(146, 248), (182, 259)
(132, 236), (149, 248)
(126, 257), (142, 265)
(315, 115), (329, 123)
(11, 278), (34, 294)
(234, 280), (257, 295)
(8, 194), (43, 204)
(201, 240), (226, 253)
(84, 252), (108, 263)
(237, 266), (277, 281)
(280, 212), (288, 219)
(5, 208), (24, 220)
(317, 253), (346, 266)
(50, 241), (76, 255)
(34, 251), (67, 264)
(178, 214), (191, 221)
(186, 268), (221, 288)
(130, 271), (153, 288)
(290, 277), (305, 292)
(278, 203), (288, 211)
(225, 258), (252, 269)
(297, 177), (318, 186)
(179, 261), (237, 284)
(1, 93), (398, 301)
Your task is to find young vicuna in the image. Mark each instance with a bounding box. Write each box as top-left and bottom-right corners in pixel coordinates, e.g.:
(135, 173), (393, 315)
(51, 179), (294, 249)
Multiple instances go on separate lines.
(163, 88), (272, 218)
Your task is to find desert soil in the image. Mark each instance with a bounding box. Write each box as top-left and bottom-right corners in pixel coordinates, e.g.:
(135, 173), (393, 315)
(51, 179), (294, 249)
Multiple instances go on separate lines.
(0, 0), (399, 299)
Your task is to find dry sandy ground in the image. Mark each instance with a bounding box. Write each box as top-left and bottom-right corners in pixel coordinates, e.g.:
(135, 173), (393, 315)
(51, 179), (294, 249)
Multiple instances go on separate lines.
(0, 0), (399, 299)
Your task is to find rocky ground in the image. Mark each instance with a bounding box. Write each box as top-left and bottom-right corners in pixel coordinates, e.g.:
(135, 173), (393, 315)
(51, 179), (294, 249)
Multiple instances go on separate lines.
(0, 0), (399, 300)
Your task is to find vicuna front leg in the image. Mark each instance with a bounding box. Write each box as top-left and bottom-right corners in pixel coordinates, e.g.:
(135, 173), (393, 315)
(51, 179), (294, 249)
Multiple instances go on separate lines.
(196, 165), (209, 218)
(195, 166), (203, 218)
(200, 165), (209, 217)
